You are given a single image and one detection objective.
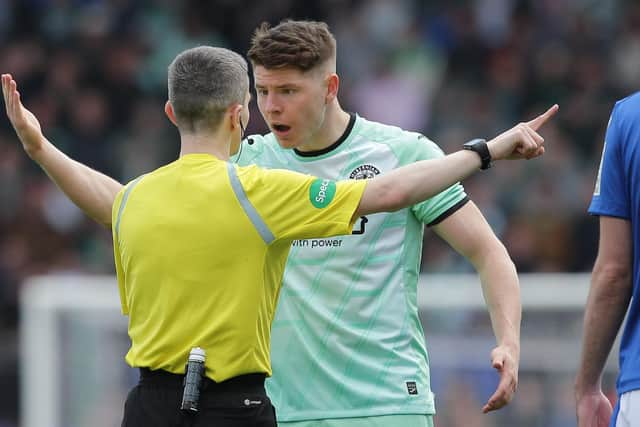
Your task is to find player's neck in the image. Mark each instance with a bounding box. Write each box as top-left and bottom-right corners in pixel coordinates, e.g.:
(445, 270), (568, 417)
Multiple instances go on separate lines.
(298, 103), (351, 153)
(179, 132), (231, 161)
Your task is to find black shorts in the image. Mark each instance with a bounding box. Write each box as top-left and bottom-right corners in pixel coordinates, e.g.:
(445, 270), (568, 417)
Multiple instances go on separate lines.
(121, 368), (277, 427)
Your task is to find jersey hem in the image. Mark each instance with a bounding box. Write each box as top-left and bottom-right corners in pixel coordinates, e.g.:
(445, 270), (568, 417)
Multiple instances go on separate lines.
(275, 405), (435, 422)
(617, 379), (640, 395)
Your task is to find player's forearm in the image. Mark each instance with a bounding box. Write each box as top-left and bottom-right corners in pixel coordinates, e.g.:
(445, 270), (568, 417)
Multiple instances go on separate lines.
(357, 150), (481, 216)
(31, 137), (123, 227)
(474, 243), (521, 353)
(576, 262), (632, 394)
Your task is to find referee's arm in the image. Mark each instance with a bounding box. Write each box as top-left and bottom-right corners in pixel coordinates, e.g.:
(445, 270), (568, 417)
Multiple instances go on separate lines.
(3, 73), (122, 227)
(31, 140), (121, 227)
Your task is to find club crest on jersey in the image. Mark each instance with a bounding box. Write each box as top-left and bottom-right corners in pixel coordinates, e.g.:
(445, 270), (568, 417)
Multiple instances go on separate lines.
(349, 164), (380, 180)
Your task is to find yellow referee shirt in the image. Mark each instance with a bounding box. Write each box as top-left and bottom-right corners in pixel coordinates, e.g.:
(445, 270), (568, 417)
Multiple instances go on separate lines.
(111, 154), (366, 382)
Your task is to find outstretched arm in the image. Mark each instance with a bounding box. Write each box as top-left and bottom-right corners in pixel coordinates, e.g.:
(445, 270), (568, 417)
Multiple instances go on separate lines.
(433, 201), (520, 413)
(2, 74), (122, 226)
(355, 105), (558, 217)
(575, 216), (632, 427)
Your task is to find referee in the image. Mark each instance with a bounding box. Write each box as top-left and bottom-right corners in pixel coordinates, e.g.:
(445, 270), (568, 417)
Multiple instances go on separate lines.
(2, 46), (555, 427)
(112, 47), (367, 427)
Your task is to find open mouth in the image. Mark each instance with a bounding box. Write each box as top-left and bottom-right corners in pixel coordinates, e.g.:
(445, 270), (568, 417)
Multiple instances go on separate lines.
(272, 124), (291, 133)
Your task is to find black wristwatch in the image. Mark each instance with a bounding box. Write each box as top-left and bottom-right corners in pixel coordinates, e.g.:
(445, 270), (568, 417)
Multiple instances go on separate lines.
(463, 138), (492, 170)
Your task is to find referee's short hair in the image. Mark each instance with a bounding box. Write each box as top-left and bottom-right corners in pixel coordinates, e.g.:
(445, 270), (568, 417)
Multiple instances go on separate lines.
(168, 46), (249, 133)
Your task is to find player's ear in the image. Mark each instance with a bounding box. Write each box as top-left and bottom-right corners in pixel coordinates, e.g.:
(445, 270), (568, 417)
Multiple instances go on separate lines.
(165, 101), (178, 126)
(325, 73), (339, 104)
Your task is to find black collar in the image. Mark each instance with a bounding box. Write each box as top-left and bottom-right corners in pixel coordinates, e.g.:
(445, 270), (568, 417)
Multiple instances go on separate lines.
(294, 113), (356, 157)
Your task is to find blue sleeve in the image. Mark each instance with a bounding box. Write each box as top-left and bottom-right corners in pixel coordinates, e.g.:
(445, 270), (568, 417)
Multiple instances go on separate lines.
(589, 104), (630, 219)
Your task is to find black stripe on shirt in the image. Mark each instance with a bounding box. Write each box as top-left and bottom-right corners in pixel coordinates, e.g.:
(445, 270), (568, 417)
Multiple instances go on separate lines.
(426, 196), (470, 227)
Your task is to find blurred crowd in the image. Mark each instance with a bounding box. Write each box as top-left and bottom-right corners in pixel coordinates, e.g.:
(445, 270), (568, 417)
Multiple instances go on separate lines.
(0, 0), (638, 425)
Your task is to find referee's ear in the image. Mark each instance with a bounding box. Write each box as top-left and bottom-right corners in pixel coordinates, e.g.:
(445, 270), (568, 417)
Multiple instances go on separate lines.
(229, 103), (244, 132)
(165, 101), (178, 127)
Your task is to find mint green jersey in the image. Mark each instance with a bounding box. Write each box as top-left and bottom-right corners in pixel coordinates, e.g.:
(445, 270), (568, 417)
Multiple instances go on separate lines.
(234, 115), (467, 421)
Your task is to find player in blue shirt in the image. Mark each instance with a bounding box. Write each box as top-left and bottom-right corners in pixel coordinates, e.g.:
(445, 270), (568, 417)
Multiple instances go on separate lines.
(576, 92), (640, 427)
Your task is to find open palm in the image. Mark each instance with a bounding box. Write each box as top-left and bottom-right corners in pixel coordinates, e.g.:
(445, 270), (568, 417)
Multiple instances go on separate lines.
(2, 74), (44, 157)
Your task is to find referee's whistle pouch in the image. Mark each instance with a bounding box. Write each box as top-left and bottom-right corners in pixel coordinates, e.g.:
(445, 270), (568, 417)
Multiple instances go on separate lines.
(181, 347), (206, 412)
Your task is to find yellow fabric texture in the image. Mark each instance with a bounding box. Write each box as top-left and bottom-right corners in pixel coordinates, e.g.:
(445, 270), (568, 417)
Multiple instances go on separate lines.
(111, 154), (366, 382)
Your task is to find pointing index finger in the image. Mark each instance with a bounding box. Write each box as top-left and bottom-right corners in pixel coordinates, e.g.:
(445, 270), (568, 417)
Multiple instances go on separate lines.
(526, 104), (559, 131)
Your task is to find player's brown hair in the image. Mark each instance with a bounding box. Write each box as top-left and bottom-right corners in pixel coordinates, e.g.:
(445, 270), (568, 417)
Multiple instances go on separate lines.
(247, 20), (336, 71)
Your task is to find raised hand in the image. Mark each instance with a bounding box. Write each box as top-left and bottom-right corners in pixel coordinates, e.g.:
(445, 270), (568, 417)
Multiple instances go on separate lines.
(488, 104), (559, 162)
(2, 74), (45, 158)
